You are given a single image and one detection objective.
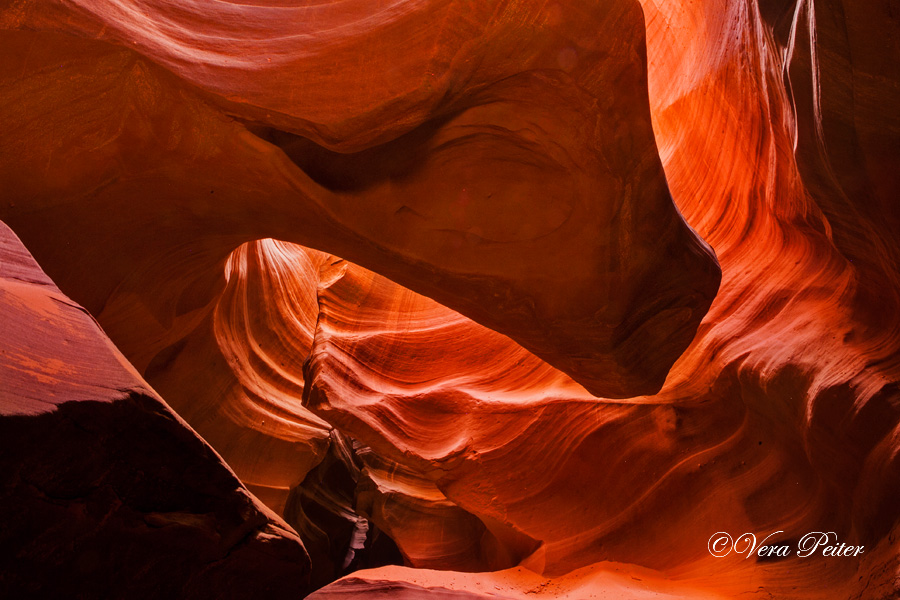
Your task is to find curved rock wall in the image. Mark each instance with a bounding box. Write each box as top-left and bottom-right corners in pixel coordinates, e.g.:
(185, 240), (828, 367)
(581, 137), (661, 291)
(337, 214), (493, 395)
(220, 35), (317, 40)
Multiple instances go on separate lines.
(0, 222), (311, 598)
(1, 0), (721, 399)
(1, 0), (898, 598)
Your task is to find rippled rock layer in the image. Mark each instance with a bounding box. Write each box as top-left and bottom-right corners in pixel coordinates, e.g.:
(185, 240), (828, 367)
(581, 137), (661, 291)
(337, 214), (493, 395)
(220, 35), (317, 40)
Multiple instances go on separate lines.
(0, 0), (720, 399)
(0, 223), (311, 598)
(1, 0), (898, 598)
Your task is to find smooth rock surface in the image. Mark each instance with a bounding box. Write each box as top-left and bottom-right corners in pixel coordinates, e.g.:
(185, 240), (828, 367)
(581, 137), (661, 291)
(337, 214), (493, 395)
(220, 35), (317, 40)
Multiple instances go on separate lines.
(0, 221), (311, 599)
(0, 0), (898, 598)
(0, 0), (721, 399)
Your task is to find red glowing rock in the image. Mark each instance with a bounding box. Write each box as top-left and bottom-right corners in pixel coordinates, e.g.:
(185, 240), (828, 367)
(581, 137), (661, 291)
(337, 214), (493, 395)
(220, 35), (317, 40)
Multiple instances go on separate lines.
(0, 0), (721, 399)
(0, 0), (898, 598)
(0, 221), (311, 598)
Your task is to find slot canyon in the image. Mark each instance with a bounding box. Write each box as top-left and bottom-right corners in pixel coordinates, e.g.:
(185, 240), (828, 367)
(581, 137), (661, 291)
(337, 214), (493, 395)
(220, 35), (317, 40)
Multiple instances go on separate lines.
(1, 0), (898, 598)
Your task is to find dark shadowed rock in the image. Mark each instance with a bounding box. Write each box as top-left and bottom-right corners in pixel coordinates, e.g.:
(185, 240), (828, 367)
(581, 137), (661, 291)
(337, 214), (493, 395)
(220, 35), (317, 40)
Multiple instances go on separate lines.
(0, 221), (311, 599)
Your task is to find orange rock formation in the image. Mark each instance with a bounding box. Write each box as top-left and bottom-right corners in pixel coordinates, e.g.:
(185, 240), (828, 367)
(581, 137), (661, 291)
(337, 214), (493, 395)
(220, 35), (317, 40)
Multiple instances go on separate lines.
(0, 222), (310, 598)
(1, 0), (898, 598)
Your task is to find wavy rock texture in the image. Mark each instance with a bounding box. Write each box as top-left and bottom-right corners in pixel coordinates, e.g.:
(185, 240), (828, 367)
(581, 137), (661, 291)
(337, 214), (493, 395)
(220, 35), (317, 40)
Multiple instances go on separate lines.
(0, 0), (720, 399)
(0, 222), (311, 598)
(1, 0), (899, 598)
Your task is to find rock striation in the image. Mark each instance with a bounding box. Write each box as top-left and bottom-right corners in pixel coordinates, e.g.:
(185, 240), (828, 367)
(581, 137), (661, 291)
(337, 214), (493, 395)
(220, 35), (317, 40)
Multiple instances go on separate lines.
(1, 0), (899, 598)
(0, 0), (721, 399)
(0, 221), (311, 598)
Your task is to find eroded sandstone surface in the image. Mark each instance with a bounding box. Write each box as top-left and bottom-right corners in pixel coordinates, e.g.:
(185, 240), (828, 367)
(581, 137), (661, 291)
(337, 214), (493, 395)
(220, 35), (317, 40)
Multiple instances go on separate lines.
(1, 0), (898, 598)
(0, 0), (721, 399)
(0, 222), (311, 598)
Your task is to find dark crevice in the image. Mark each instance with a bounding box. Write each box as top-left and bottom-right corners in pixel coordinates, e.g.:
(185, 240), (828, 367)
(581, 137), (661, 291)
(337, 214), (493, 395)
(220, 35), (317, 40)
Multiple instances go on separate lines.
(284, 430), (404, 593)
(244, 113), (457, 193)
